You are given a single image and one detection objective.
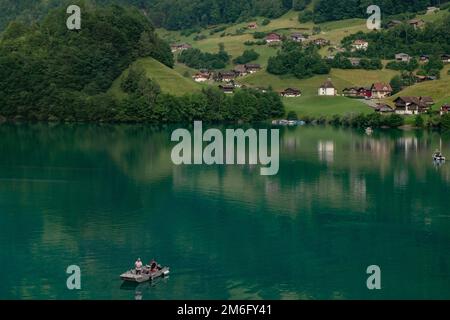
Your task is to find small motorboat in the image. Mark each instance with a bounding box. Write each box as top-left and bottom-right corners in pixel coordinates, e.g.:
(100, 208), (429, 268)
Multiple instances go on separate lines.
(272, 119), (306, 126)
(120, 263), (170, 283)
(433, 150), (446, 162)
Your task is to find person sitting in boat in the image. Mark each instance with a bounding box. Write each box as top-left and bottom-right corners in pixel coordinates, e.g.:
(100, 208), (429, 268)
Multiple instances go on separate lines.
(149, 259), (157, 272)
(135, 258), (143, 275)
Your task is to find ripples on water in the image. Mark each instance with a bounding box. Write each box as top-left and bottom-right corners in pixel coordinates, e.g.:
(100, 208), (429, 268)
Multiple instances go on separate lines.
(0, 123), (450, 299)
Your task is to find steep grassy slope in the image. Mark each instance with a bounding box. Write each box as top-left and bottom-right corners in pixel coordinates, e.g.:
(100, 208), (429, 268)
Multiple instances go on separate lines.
(109, 57), (202, 98)
(386, 65), (450, 110)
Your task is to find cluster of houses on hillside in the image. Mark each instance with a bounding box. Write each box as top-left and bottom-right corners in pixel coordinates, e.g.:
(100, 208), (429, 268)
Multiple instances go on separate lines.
(342, 83), (393, 99)
(386, 18), (426, 30)
(262, 32), (328, 46)
(170, 15), (449, 105)
(374, 97), (449, 115)
(277, 78), (450, 117)
(394, 53), (450, 64)
(347, 40), (449, 63)
(191, 64), (262, 84)
(192, 73), (450, 117)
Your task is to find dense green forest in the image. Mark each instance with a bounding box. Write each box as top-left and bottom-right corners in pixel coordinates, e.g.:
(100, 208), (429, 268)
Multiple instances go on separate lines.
(178, 45), (230, 69)
(1, 0), (447, 31)
(0, 0), (308, 31)
(267, 42), (330, 79)
(0, 4), (284, 122)
(341, 16), (450, 59)
(313, 0), (448, 23)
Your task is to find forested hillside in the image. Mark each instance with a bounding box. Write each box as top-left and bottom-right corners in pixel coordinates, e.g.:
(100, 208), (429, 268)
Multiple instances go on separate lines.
(313, 0), (448, 23)
(0, 0), (305, 31)
(341, 16), (450, 58)
(0, 3), (285, 123)
(2, 0), (446, 31)
(0, 4), (173, 120)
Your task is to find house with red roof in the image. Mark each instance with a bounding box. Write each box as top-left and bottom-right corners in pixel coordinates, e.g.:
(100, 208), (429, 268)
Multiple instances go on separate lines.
(371, 83), (393, 99)
(351, 40), (369, 51)
(265, 33), (282, 44)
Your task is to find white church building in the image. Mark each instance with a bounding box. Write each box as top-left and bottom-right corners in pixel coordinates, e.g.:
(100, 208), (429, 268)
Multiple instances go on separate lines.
(318, 79), (337, 96)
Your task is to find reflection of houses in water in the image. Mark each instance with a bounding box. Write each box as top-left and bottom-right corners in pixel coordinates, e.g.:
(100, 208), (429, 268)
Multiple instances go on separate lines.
(394, 169), (409, 187)
(318, 141), (334, 163)
(265, 180), (280, 194)
(396, 137), (419, 159)
(353, 138), (392, 160)
(283, 136), (301, 151)
(350, 174), (367, 202)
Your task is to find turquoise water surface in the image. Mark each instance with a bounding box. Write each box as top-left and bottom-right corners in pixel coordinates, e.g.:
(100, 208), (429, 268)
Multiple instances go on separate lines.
(0, 123), (449, 299)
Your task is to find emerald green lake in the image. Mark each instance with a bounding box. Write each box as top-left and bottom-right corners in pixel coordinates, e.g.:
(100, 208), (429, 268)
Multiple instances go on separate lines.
(1, 123), (450, 300)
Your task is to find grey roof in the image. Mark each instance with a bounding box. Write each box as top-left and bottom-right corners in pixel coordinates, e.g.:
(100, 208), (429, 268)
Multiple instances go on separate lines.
(320, 79), (336, 89)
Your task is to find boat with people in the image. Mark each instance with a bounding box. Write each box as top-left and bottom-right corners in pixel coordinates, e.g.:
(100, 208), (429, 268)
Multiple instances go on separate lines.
(120, 258), (170, 283)
(433, 150), (446, 162)
(272, 119), (306, 126)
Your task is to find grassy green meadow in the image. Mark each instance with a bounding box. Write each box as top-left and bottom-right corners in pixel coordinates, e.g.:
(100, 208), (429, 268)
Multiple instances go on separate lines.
(109, 57), (203, 97)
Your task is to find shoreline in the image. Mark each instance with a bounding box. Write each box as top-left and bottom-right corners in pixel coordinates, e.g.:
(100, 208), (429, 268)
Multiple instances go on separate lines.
(0, 117), (444, 132)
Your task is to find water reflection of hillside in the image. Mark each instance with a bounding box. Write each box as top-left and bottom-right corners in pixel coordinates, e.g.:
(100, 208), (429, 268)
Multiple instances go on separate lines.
(2, 124), (450, 299)
(172, 127), (450, 218)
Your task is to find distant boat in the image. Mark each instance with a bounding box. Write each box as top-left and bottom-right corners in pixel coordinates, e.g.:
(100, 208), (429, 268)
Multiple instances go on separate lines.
(365, 127), (373, 135)
(272, 119), (305, 126)
(433, 150), (446, 162)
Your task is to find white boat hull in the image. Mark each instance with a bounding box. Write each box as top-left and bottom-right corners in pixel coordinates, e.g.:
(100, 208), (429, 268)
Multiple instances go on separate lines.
(120, 267), (170, 283)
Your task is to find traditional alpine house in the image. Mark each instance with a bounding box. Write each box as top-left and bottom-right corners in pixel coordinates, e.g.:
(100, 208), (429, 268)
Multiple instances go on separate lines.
(440, 104), (450, 115)
(233, 65), (248, 77)
(170, 43), (192, 53)
(265, 33), (282, 44)
(441, 54), (450, 63)
(217, 71), (236, 82)
(394, 96), (434, 115)
(280, 88), (302, 97)
(218, 84), (235, 94)
(348, 57), (361, 67)
(244, 64), (261, 74)
(371, 83), (393, 99)
(375, 103), (395, 113)
(291, 33), (307, 42)
(386, 20), (402, 29)
(395, 53), (411, 62)
(192, 71), (211, 82)
(351, 39), (369, 51)
(313, 38), (329, 46)
(408, 19), (425, 30)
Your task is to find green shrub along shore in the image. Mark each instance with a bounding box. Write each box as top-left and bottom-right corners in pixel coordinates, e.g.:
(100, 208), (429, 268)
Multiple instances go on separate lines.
(285, 112), (450, 130)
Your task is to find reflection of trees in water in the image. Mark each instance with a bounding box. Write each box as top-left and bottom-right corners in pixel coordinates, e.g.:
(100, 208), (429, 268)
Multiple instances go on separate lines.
(2, 124), (450, 299)
(0, 123), (174, 182)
